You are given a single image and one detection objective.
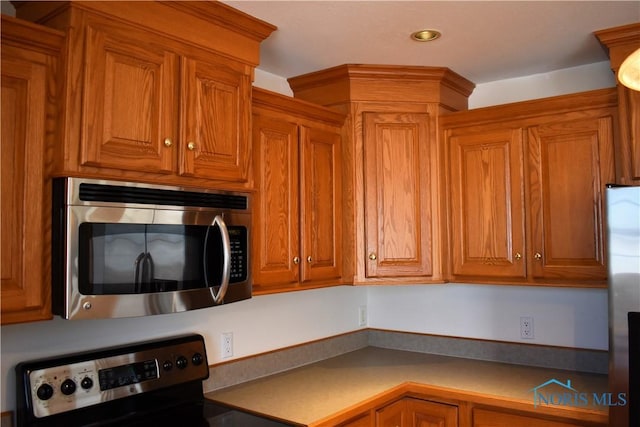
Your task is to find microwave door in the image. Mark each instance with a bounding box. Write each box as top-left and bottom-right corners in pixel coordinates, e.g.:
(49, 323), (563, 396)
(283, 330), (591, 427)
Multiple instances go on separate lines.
(205, 215), (231, 303)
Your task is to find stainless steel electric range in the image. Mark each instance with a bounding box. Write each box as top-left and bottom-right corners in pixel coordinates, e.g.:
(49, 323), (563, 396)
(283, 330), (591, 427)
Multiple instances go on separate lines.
(16, 334), (296, 427)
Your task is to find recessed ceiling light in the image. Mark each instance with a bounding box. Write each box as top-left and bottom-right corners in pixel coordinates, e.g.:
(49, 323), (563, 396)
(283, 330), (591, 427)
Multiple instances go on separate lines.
(411, 29), (441, 42)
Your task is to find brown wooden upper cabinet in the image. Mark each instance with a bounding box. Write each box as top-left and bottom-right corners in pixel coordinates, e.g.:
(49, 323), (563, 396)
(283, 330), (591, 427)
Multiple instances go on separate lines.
(442, 89), (617, 286)
(1, 16), (64, 324)
(596, 23), (640, 186)
(251, 89), (345, 294)
(14, 1), (275, 189)
(289, 65), (475, 285)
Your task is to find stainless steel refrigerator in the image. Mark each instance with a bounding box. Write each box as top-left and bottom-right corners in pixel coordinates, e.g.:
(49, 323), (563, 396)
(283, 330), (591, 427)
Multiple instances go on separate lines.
(607, 184), (640, 427)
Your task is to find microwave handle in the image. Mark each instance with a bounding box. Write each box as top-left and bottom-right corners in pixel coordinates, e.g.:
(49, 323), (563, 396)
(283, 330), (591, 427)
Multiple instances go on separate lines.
(205, 215), (231, 304)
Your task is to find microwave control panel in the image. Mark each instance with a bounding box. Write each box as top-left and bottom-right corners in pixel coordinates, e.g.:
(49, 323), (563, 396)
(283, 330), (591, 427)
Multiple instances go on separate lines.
(229, 226), (247, 283)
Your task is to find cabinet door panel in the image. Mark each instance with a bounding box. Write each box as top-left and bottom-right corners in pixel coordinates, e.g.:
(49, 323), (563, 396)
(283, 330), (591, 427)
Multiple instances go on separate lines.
(527, 116), (614, 280)
(621, 87), (640, 183)
(300, 126), (342, 282)
(448, 129), (526, 279)
(473, 408), (584, 427)
(376, 399), (406, 427)
(181, 57), (251, 182)
(252, 115), (300, 287)
(82, 24), (177, 173)
(363, 112), (432, 278)
(409, 398), (458, 427)
(1, 49), (50, 323)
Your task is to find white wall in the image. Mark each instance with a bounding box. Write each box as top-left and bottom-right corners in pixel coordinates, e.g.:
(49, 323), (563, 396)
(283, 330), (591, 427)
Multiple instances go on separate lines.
(367, 284), (608, 350)
(469, 61), (616, 108)
(254, 62), (617, 106)
(0, 286), (367, 411)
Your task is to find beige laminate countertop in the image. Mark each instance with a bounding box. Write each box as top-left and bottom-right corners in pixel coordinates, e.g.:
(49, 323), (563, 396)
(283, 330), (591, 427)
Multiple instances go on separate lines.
(205, 347), (608, 426)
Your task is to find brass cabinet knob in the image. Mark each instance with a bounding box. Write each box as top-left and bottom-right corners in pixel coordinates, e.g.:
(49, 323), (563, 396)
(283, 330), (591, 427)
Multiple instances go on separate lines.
(307, 256), (312, 263)
(514, 252), (522, 261)
(534, 252), (542, 261)
(163, 138), (172, 147)
(187, 141), (197, 151)
(368, 253), (377, 261)
(293, 256), (300, 265)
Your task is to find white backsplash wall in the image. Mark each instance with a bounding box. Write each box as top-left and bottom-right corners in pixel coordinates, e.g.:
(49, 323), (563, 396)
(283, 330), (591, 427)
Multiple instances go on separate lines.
(0, 286), (367, 412)
(367, 284), (609, 351)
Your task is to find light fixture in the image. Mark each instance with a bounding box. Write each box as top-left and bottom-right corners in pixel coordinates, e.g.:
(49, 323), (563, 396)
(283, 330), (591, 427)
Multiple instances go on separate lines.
(618, 47), (640, 92)
(411, 29), (441, 42)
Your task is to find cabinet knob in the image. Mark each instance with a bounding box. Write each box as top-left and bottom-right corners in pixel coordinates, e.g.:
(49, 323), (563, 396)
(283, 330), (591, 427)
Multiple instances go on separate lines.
(163, 138), (172, 147)
(514, 252), (522, 261)
(368, 252), (377, 261)
(534, 252), (542, 261)
(307, 256), (312, 263)
(187, 141), (197, 151)
(293, 256), (300, 265)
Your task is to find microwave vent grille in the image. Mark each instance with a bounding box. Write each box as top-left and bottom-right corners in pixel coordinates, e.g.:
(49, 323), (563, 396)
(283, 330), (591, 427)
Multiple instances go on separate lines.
(78, 183), (248, 210)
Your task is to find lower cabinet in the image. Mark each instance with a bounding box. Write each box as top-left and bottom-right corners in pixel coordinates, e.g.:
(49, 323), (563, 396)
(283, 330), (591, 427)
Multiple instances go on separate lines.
(337, 412), (373, 427)
(321, 392), (607, 427)
(472, 408), (597, 427)
(377, 398), (458, 427)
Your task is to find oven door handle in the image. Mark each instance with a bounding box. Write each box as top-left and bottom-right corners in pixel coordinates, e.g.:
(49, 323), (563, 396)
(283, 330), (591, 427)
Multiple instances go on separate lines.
(204, 215), (231, 304)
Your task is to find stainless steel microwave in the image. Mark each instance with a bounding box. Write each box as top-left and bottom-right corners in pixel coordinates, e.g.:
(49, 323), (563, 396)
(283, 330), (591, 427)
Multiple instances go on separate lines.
(52, 178), (252, 320)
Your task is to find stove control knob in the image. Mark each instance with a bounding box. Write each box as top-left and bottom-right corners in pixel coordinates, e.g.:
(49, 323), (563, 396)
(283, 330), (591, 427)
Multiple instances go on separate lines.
(36, 383), (54, 401)
(192, 353), (204, 366)
(80, 377), (93, 390)
(163, 360), (173, 371)
(60, 379), (76, 395)
(176, 356), (188, 369)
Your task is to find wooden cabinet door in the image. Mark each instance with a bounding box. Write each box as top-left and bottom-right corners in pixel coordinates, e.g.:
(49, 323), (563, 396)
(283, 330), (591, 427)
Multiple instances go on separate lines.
(409, 399), (458, 427)
(337, 412), (373, 427)
(252, 114), (300, 288)
(363, 112), (433, 278)
(377, 399), (407, 427)
(617, 87), (640, 184)
(300, 126), (343, 283)
(81, 22), (178, 173)
(1, 39), (56, 324)
(473, 408), (586, 427)
(180, 57), (252, 182)
(527, 115), (615, 281)
(448, 128), (526, 279)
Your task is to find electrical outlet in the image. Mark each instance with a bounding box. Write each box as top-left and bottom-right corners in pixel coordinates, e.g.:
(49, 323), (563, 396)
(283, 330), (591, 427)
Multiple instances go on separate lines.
(520, 316), (534, 339)
(358, 305), (367, 327)
(221, 332), (233, 358)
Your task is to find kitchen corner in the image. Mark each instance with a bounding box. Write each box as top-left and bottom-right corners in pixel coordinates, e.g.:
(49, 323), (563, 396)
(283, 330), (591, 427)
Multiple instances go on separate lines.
(2, 0), (638, 426)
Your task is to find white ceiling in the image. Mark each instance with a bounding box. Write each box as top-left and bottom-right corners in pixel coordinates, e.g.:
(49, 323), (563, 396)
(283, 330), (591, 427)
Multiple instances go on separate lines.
(224, 1), (640, 85)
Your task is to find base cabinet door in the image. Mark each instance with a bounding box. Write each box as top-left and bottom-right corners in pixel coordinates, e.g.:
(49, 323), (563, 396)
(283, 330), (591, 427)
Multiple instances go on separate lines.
(473, 408), (591, 427)
(376, 398), (458, 427)
(377, 399), (407, 427)
(337, 412), (374, 427)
